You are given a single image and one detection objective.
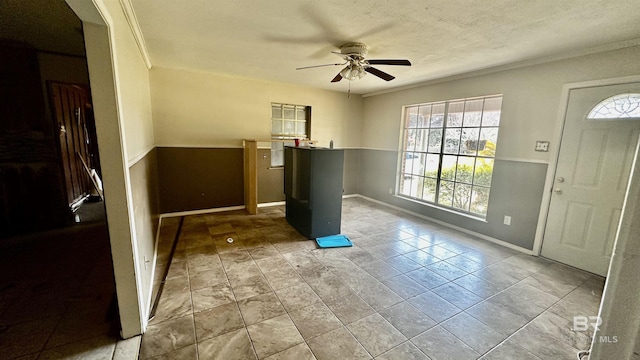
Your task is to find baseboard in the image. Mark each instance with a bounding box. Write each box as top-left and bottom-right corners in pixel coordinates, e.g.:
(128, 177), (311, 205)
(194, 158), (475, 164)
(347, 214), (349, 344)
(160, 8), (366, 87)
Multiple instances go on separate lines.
(159, 205), (246, 218)
(257, 201), (285, 207)
(145, 216), (166, 324)
(113, 335), (141, 360)
(342, 194), (360, 198)
(352, 194), (534, 255)
(257, 195), (358, 207)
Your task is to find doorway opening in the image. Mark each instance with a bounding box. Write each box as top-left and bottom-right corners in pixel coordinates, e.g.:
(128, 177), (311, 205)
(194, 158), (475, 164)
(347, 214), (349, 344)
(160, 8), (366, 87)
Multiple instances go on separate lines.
(0, 1), (120, 358)
(49, 81), (104, 216)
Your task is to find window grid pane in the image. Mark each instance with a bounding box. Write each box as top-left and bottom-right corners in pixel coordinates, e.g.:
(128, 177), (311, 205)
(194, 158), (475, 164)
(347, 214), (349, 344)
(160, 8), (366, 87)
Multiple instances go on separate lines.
(271, 103), (310, 166)
(398, 96), (502, 217)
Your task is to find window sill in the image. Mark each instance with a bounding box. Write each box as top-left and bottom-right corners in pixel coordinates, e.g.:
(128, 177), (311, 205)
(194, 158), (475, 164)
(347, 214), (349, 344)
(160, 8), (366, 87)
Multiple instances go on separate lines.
(392, 194), (488, 223)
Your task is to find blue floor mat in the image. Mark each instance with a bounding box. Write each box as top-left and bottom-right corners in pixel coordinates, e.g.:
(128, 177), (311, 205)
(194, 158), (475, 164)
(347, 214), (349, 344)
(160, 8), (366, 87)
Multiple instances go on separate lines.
(316, 234), (353, 248)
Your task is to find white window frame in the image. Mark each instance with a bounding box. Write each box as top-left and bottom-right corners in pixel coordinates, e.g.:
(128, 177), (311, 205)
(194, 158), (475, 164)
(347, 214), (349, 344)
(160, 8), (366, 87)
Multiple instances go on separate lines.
(396, 95), (503, 217)
(270, 103), (310, 167)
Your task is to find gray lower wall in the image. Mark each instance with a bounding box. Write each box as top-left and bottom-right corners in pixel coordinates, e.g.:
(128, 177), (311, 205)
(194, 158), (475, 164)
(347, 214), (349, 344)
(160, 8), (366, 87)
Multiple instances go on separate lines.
(343, 149), (361, 195)
(258, 148), (285, 204)
(357, 149), (547, 250)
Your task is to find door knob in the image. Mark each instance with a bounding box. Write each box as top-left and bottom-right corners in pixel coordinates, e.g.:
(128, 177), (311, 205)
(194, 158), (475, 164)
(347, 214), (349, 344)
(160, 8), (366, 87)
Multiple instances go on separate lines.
(557, 177), (565, 183)
(553, 188), (563, 194)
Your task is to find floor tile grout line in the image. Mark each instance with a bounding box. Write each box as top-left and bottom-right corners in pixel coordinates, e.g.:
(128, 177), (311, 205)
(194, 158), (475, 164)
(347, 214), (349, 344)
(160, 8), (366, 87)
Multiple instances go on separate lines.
(457, 265), (595, 358)
(148, 217), (185, 323)
(302, 243), (455, 359)
(142, 217), (198, 360)
(180, 218), (203, 360)
(144, 200), (603, 360)
(351, 236), (565, 357)
(37, 311), (66, 356)
(342, 210), (587, 358)
(205, 221), (260, 360)
(275, 244), (394, 358)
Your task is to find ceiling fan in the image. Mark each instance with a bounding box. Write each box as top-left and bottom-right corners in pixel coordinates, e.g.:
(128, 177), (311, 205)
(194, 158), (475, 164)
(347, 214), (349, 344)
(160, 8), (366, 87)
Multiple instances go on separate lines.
(296, 42), (411, 83)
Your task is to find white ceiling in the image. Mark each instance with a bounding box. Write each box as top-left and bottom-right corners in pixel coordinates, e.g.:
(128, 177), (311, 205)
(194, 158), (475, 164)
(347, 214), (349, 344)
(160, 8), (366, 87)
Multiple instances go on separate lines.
(131, 0), (640, 95)
(3, 1), (639, 95)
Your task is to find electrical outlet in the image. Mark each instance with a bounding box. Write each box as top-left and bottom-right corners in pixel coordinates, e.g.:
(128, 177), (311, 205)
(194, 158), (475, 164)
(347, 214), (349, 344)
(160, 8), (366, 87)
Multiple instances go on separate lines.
(388, 188), (393, 195)
(504, 215), (511, 226)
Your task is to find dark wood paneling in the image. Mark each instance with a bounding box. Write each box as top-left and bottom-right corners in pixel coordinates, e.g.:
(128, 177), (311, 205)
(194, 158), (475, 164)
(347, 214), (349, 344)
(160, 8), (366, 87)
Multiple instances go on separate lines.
(157, 147), (244, 213)
(129, 148), (160, 237)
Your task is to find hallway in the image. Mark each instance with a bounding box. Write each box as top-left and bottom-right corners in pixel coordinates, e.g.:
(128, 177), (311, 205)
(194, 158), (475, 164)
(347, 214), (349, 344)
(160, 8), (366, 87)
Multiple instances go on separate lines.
(0, 202), (120, 359)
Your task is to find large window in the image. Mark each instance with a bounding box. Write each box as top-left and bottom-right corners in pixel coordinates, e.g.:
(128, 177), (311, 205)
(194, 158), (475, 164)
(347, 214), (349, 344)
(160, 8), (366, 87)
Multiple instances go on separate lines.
(271, 103), (310, 167)
(397, 95), (502, 217)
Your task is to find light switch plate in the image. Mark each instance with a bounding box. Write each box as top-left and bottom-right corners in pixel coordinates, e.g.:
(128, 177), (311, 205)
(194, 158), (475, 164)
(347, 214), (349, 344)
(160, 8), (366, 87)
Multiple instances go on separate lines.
(535, 141), (550, 152)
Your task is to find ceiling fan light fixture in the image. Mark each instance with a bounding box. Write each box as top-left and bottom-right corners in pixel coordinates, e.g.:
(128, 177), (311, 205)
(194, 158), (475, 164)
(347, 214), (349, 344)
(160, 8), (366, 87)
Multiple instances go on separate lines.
(296, 42), (411, 83)
(340, 63), (366, 81)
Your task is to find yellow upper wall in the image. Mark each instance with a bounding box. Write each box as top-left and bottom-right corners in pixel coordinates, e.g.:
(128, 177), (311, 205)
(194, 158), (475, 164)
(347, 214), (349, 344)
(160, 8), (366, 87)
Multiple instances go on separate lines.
(150, 67), (363, 149)
(362, 45), (640, 161)
(99, 0), (154, 163)
(150, 45), (640, 158)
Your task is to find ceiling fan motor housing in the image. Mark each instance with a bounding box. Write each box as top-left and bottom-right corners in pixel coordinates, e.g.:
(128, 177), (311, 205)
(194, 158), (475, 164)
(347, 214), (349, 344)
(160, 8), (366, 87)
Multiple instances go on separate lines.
(340, 42), (369, 59)
(296, 42), (409, 83)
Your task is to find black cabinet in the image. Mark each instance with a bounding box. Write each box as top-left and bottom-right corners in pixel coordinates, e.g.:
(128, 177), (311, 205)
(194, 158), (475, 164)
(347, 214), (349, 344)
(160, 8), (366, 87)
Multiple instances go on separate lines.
(284, 146), (344, 239)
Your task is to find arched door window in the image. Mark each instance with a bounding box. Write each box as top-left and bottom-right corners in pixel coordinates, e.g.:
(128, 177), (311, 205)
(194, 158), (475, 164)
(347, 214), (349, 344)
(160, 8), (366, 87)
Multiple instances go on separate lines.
(587, 93), (640, 119)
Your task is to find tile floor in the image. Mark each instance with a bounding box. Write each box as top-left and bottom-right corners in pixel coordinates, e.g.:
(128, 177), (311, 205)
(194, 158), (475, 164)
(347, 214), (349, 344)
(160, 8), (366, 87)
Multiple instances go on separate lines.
(0, 203), (121, 360)
(140, 197), (604, 360)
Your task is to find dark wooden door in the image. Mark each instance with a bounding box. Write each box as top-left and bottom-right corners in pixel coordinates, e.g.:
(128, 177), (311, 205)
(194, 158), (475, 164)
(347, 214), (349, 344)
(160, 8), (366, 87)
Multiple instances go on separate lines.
(50, 83), (94, 208)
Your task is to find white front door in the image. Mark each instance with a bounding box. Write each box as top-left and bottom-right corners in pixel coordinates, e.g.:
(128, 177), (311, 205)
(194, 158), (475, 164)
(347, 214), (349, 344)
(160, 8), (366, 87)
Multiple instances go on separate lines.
(541, 83), (640, 276)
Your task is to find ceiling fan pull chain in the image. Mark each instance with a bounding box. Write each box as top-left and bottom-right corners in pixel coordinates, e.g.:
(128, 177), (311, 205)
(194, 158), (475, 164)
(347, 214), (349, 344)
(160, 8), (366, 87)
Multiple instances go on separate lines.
(348, 80), (351, 98)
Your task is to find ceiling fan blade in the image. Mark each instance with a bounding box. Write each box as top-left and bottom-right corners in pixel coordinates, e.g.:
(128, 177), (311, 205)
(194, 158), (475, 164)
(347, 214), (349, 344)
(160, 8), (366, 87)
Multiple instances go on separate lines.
(367, 59), (411, 66)
(365, 67), (395, 81)
(296, 62), (345, 70)
(331, 73), (343, 83)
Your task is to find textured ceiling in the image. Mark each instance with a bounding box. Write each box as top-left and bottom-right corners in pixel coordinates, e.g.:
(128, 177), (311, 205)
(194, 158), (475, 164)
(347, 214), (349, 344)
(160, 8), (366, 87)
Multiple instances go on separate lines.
(2, 1), (639, 95)
(132, 0), (640, 94)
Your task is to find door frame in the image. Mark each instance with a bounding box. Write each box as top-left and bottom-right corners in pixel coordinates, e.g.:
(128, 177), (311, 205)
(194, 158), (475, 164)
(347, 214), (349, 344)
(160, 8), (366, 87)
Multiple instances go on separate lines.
(65, 0), (146, 338)
(533, 74), (640, 258)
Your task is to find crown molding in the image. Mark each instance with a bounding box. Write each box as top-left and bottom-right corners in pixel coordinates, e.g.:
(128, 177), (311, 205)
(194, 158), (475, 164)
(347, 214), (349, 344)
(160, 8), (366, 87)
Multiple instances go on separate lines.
(363, 38), (640, 98)
(119, 0), (152, 69)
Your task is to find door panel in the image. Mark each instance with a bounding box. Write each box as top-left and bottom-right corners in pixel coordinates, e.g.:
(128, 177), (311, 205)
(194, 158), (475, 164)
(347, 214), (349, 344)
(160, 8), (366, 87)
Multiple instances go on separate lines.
(50, 83), (93, 207)
(541, 82), (640, 276)
(572, 129), (607, 187)
(558, 201), (592, 249)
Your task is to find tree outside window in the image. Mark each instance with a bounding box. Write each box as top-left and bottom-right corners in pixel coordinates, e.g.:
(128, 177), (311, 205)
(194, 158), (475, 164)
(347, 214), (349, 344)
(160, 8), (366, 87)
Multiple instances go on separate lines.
(398, 96), (502, 217)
